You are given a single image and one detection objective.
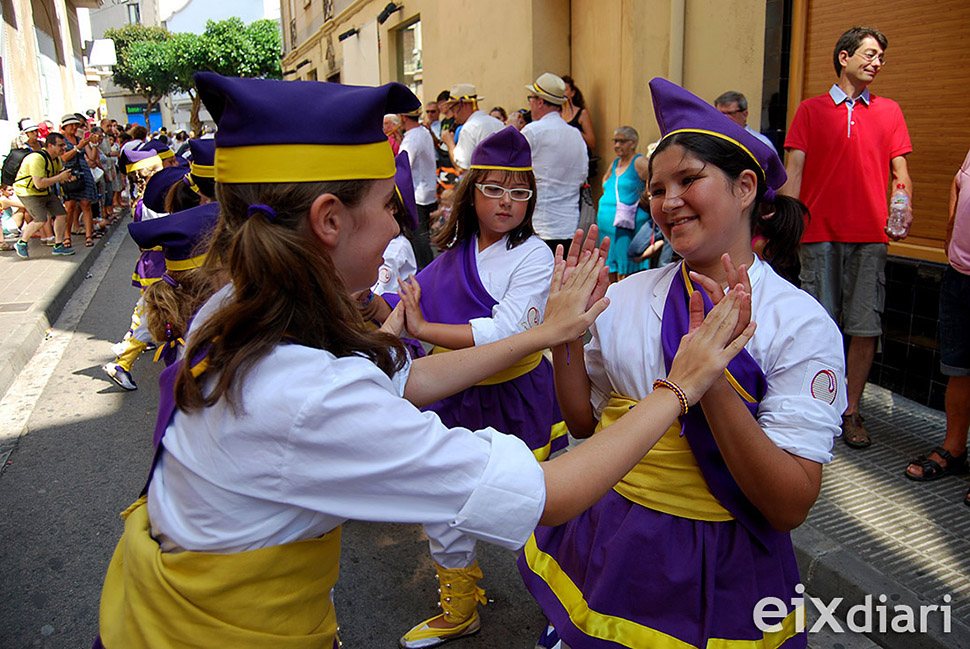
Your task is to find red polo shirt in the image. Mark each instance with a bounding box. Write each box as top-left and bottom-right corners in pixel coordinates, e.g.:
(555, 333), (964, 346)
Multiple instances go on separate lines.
(785, 87), (912, 243)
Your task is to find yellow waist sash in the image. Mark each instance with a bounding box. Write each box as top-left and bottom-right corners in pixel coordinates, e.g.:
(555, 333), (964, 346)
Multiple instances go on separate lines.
(99, 497), (341, 649)
(600, 393), (733, 521)
(431, 346), (543, 386)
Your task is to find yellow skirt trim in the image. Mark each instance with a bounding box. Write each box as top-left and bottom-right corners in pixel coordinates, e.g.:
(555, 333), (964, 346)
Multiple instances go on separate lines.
(523, 536), (800, 649)
(532, 420), (568, 462)
(431, 346), (543, 386)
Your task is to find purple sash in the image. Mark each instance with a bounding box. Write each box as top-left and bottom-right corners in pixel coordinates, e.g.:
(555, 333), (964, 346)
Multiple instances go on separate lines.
(661, 264), (778, 549)
(386, 237), (496, 321)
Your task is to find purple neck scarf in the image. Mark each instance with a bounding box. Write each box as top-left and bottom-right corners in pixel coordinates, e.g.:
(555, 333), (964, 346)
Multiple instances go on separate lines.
(660, 264), (779, 549)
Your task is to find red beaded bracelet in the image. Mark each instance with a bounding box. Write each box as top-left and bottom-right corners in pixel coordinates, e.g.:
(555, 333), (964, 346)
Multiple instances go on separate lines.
(653, 378), (689, 416)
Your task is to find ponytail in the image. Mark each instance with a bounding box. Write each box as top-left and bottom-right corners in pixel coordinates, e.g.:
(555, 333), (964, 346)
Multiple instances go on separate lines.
(755, 195), (807, 272)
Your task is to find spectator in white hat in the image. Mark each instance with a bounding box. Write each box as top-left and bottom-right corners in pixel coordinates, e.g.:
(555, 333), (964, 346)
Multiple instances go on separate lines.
(439, 83), (504, 173)
(521, 73), (589, 252)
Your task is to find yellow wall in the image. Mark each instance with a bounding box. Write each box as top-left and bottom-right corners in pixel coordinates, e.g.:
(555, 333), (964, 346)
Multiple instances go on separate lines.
(283, 0), (572, 110)
(283, 0), (768, 173)
(569, 0), (766, 182)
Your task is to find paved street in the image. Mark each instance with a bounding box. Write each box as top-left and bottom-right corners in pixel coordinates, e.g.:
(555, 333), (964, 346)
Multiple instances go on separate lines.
(0, 222), (967, 648)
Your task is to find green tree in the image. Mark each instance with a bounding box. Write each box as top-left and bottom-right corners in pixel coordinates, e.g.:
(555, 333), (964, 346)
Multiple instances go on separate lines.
(179, 18), (283, 134)
(104, 24), (175, 125)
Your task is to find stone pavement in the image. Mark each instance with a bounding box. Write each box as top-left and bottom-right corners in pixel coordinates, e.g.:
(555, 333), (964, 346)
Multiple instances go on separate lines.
(0, 224), (967, 648)
(795, 383), (970, 649)
(0, 219), (124, 404)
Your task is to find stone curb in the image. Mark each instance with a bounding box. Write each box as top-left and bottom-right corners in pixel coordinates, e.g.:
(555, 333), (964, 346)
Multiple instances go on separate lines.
(794, 522), (970, 649)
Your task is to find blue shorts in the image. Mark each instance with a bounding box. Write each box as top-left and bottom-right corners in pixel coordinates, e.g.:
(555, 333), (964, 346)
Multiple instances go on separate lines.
(939, 265), (970, 376)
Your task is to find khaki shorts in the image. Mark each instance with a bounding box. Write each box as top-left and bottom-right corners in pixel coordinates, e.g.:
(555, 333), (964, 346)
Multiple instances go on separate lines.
(18, 193), (66, 224)
(798, 242), (886, 337)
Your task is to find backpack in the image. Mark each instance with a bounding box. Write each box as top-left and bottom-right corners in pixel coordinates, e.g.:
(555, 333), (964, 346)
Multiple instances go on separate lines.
(2, 147), (34, 186)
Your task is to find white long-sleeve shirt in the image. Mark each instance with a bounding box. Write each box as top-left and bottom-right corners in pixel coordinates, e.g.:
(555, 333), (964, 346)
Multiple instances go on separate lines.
(521, 111), (588, 240)
(586, 258), (847, 463)
(147, 285), (546, 554)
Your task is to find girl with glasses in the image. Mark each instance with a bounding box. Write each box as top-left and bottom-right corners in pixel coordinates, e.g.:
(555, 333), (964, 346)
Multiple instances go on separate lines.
(388, 126), (569, 647)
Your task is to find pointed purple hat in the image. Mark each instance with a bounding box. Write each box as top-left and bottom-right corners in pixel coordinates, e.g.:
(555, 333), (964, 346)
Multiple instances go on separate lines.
(195, 71), (420, 184)
(138, 138), (176, 162)
(394, 151), (418, 232)
(128, 202), (220, 273)
(649, 77), (786, 196)
(142, 165), (190, 213)
(125, 148), (162, 174)
(470, 126), (532, 171)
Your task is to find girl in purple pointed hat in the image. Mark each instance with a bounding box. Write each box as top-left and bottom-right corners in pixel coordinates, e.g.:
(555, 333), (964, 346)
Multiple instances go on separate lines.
(94, 72), (757, 649)
(518, 78), (848, 649)
(388, 126), (573, 647)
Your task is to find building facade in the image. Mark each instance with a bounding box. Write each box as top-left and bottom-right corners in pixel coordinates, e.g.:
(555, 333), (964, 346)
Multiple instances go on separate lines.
(87, 0), (169, 131)
(282, 0), (969, 409)
(0, 0), (102, 147)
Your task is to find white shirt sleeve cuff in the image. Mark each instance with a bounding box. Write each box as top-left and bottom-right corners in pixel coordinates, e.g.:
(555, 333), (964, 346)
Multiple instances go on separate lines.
(450, 431), (545, 550)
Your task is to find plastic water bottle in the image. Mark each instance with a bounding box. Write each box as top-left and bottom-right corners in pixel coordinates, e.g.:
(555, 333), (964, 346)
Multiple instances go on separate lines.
(887, 184), (908, 237)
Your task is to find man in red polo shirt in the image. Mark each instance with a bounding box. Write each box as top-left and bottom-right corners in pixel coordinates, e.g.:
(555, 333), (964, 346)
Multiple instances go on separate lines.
(782, 26), (913, 449)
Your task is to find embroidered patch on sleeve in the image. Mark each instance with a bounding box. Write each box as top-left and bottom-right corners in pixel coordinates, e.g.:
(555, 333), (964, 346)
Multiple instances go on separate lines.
(378, 265), (391, 285)
(801, 360), (840, 404)
(520, 304), (541, 330)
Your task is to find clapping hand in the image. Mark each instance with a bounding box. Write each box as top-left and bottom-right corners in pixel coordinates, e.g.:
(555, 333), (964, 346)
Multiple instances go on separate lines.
(556, 225), (610, 310)
(688, 253), (753, 342)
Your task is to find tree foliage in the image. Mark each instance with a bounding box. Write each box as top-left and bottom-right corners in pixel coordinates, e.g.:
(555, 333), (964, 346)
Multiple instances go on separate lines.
(106, 18), (282, 133)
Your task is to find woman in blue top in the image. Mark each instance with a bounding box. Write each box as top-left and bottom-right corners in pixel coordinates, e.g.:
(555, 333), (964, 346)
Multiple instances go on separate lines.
(596, 126), (651, 281)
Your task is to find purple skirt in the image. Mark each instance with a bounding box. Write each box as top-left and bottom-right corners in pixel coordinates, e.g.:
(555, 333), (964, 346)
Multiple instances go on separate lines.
(518, 489), (806, 649)
(423, 356), (565, 457)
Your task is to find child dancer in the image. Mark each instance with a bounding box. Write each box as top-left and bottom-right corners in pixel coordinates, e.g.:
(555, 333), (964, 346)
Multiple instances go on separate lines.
(395, 125), (572, 648)
(518, 78), (848, 649)
(94, 72), (754, 649)
(128, 202), (221, 366)
(102, 141), (216, 390)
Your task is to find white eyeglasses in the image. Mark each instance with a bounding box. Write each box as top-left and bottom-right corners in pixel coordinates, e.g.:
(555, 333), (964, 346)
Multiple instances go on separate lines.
(475, 183), (534, 201)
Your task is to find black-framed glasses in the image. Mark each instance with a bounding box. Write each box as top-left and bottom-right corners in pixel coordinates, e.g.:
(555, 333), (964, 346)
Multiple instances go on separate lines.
(526, 95), (539, 101)
(612, 138), (633, 144)
(718, 107), (745, 116)
(475, 183), (534, 201)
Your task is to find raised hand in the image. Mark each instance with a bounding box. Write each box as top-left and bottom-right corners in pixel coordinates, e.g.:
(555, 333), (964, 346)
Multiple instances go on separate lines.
(688, 253), (752, 340)
(542, 248), (611, 346)
(667, 289), (756, 405)
(380, 301), (406, 337)
(557, 225), (610, 309)
(397, 274), (428, 338)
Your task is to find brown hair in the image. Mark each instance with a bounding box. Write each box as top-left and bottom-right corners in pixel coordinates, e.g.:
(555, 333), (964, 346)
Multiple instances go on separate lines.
(431, 168), (537, 251)
(143, 267), (217, 347)
(175, 179), (406, 413)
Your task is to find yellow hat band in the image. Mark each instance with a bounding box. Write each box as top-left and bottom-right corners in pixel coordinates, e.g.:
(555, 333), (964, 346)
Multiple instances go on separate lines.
(469, 164), (533, 172)
(215, 142), (395, 183)
(190, 162), (215, 178)
(166, 253), (207, 272)
(662, 128), (765, 178)
(156, 149), (175, 160)
(127, 155), (162, 173)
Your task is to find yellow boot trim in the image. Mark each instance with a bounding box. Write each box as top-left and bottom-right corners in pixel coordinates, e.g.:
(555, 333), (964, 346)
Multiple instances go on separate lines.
(435, 561), (486, 624)
(116, 339), (148, 371)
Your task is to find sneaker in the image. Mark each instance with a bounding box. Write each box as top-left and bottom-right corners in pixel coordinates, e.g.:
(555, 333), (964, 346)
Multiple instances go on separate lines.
(14, 240), (28, 258)
(144, 341), (158, 352)
(52, 243), (76, 256)
(103, 363), (137, 390)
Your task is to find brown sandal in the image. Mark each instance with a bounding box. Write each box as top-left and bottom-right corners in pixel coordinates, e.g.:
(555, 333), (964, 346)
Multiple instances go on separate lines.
(63, 237), (72, 249)
(841, 413), (871, 448)
(905, 447), (969, 481)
